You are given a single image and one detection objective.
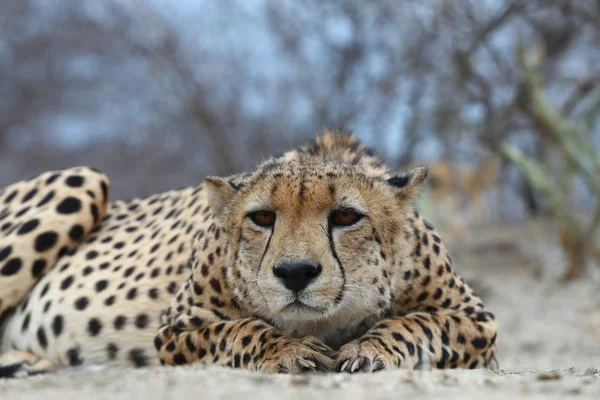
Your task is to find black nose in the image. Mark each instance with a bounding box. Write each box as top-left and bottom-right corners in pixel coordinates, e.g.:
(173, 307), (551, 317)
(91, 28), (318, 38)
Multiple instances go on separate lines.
(273, 262), (322, 292)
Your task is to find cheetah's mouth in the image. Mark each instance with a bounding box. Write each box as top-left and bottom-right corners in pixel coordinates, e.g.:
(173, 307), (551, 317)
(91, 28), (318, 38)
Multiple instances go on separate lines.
(283, 298), (327, 314)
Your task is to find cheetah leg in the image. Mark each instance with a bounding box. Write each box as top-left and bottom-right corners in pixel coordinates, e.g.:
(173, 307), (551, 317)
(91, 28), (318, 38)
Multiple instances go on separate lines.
(335, 311), (498, 373)
(155, 317), (336, 373)
(0, 350), (56, 378)
(0, 167), (110, 319)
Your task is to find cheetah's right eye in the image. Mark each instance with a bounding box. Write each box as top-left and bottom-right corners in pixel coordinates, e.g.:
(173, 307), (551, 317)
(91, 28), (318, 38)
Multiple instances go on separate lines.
(249, 210), (276, 227)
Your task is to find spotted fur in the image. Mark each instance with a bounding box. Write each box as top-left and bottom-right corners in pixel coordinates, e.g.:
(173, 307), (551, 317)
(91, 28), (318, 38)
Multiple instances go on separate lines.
(0, 130), (497, 376)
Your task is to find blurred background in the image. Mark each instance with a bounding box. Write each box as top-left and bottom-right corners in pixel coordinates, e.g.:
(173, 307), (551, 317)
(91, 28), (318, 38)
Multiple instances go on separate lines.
(1, 0), (599, 370)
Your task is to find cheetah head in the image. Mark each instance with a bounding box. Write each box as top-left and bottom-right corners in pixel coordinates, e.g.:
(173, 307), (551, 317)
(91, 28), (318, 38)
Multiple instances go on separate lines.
(205, 158), (427, 335)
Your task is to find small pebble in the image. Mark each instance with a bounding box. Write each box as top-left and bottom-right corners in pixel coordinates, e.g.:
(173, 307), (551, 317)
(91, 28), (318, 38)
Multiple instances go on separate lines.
(536, 371), (561, 381)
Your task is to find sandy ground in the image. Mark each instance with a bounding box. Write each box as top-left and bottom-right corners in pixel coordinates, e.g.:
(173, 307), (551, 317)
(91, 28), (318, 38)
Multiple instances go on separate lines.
(1, 219), (599, 399)
(1, 366), (599, 400)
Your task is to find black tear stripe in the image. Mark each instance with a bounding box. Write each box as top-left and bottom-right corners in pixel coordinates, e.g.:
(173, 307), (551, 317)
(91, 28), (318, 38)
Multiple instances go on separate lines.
(257, 227), (274, 274)
(327, 223), (346, 305)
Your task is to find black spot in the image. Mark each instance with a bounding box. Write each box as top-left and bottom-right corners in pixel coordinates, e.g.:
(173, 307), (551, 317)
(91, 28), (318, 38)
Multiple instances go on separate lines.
(17, 219), (39, 235)
(86, 250), (98, 260)
(52, 315), (64, 337)
(167, 282), (178, 294)
(148, 288), (159, 299)
(1, 258), (22, 276)
(130, 348), (148, 367)
(69, 225), (85, 241)
(154, 336), (163, 350)
(199, 348), (207, 359)
(31, 259), (46, 278)
(209, 279), (222, 294)
(101, 182), (108, 201)
(67, 347), (83, 366)
(107, 343), (119, 360)
(36, 191), (55, 207)
(241, 335), (252, 347)
(60, 275), (74, 290)
(126, 288), (137, 300)
(74, 297), (90, 310)
(416, 292), (428, 302)
(471, 337), (488, 349)
(56, 197), (82, 214)
(114, 315), (127, 330)
(95, 280), (108, 292)
(392, 332), (405, 342)
(422, 326), (433, 341)
(22, 188), (38, 203)
(173, 353), (186, 365)
(46, 174), (60, 184)
(34, 231), (59, 252)
(0, 246), (11, 263)
(40, 283), (50, 297)
(193, 283), (203, 296)
(66, 176), (85, 187)
(88, 318), (102, 336)
(4, 190), (17, 204)
(135, 314), (149, 329)
(423, 255), (431, 270)
(83, 266), (95, 276)
(15, 207), (30, 217)
(37, 327), (48, 349)
(21, 313), (31, 332)
(186, 336), (197, 352)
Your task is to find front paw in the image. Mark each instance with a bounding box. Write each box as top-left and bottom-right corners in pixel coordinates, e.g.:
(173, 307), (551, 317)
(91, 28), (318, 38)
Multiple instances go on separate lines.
(335, 339), (396, 373)
(259, 336), (336, 374)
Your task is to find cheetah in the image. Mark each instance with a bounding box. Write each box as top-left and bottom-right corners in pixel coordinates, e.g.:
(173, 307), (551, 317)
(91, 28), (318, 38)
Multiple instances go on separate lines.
(0, 130), (498, 376)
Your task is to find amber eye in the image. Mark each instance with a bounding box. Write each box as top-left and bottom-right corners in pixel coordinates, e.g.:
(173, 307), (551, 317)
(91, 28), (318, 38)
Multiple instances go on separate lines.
(331, 209), (363, 227)
(249, 210), (276, 227)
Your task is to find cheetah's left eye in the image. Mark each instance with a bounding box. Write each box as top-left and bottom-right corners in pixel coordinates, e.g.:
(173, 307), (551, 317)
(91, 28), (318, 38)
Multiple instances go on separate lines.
(331, 209), (363, 227)
(249, 210), (276, 227)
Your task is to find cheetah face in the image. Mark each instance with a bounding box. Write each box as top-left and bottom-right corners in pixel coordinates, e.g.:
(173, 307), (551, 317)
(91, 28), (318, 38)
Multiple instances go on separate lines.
(206, 160), (427, 327)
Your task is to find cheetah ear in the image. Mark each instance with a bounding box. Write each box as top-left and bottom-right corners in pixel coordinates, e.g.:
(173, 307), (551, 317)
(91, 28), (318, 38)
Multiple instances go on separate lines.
(204, 176), (240, 216)
(386, 167), (428, 202)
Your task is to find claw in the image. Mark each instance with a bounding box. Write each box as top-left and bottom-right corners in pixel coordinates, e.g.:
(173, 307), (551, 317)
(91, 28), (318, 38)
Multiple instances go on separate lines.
(372, 359), (385, 372)
(297, 358), (316, 370)
(278, 365), (291, 374)
(340, 360), (350, 372)
(351, 358), (362, 372)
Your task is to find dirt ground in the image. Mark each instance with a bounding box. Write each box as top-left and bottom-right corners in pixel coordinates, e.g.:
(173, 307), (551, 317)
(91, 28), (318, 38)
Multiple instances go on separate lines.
(1, 219), (599, 399)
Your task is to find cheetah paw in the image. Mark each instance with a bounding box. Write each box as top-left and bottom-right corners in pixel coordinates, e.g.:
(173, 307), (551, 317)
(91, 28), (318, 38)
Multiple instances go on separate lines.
(335, 340), (395, 373)
(259, 336), (336, 374)
(0, 351), (56, 378)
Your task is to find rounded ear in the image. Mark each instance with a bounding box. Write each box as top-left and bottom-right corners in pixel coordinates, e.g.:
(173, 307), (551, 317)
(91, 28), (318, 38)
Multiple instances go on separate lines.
(204, 177), (240, 216)
(386, 167), (428, 202)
